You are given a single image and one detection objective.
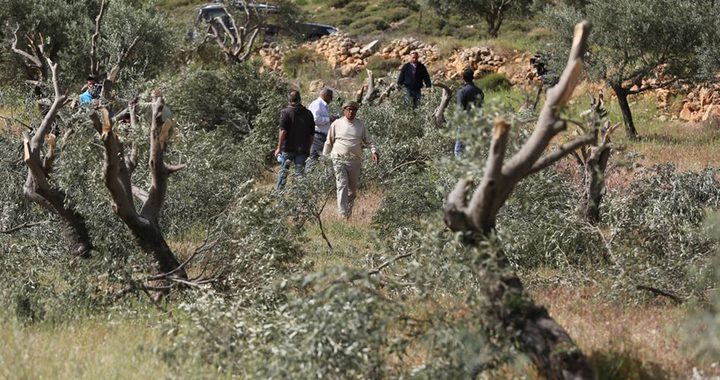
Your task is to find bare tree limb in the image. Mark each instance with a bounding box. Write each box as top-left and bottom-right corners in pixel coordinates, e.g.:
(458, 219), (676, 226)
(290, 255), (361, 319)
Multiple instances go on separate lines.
(529, 133), (596, 175)
(377, 83), (398, 103)
(442, 21), (595, 380)
(368, 252), (414, 275)
(0, 221), (46, 234)
(434, 83), (452, 127)
(0, 115), (32, 131)
(11, 25), (43, 72)
(92, 98), (187, 278)
(636, 285), (683, 304)
(89, 0), (107, 77)
(13, 51), (93, 258)
(362, 69), (376, 105)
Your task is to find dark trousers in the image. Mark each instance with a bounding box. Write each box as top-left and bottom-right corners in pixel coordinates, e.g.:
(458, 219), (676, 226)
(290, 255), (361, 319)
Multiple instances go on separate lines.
(404, 87), (422, 108)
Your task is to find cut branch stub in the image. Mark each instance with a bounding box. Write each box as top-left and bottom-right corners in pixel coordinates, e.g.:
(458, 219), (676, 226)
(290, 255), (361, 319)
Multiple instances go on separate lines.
(442, 21), (595, 380)
(446, 21), (592, 235)
(13, 47), (93, 258)
(92, 99), (187, 279)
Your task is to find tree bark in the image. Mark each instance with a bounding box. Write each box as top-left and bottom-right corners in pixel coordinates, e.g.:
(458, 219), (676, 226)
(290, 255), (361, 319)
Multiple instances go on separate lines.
(491, 258), (595, 380)
(433, 83), (452, 128)
(584, 146), (611, 225)
(443, 22), (595, 379)
(91, 103), (187, 279)
(613, 86), (638, 140)
(18, 58), (92, 258)
(23, 175), (92, 257)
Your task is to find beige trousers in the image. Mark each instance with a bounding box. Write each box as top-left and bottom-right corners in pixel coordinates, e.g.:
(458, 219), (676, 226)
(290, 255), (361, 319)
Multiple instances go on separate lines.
(332, 159), (362, 218)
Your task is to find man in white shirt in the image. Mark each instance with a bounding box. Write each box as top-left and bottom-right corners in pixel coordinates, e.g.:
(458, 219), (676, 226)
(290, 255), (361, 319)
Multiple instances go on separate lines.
(323, 101), (379, 219)
(307, 88), (337, 159)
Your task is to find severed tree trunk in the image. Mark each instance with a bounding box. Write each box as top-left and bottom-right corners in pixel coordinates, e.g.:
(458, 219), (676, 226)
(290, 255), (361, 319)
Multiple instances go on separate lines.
(576, 124), (618, 225)
(15, 38), (93, 258)
(574, 94), (618, 225)
(90, 98), (187, 278)
(206, 4), (262, 65)
(433, 83), (452, 128)
(443, 22), (596, 379)
(362, 69), (377, 105)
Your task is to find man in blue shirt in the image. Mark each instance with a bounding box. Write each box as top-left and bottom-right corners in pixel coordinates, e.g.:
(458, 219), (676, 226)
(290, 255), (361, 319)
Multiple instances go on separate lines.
(79, 76), (100, 105)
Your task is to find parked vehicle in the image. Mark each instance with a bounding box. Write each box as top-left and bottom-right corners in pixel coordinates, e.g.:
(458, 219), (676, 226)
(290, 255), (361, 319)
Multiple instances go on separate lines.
(196, 1), (337, 41)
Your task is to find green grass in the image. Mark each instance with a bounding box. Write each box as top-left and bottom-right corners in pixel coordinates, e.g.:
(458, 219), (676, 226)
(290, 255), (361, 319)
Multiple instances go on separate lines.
(0, 315), (171, 379)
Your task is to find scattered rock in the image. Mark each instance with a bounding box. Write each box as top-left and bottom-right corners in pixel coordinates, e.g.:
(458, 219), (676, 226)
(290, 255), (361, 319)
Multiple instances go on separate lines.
(678, 83), (720, 122)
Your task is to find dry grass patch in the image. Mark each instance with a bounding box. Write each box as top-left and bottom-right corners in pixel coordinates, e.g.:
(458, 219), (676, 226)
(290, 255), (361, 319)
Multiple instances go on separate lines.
(531, 286), (718, 379)
(0, 318), (170, 380)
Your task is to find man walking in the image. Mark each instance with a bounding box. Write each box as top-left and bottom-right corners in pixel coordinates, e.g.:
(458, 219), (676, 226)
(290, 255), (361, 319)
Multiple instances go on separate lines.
(275, 90), (315, 190)
(454, 68), (484, 157)
(308, 88), (337, 160)
(397, 51), (432, 108)
(323, 101), (379, 219)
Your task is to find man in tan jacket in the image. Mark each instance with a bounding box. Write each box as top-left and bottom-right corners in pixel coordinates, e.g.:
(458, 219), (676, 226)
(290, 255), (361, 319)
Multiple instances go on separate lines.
(323, 101), (379, 219)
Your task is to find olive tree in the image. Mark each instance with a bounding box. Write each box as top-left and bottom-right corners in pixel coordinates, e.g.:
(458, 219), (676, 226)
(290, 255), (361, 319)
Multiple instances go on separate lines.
(6, 0), (183, 276)
(426, 0), (532, 38)
(198, 0), (300, 64)
(543, 0), (718, 139)
(443, 22), (596, 378)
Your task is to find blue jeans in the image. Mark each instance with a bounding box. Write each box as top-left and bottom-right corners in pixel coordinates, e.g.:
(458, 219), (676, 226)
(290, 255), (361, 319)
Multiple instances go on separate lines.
(276, 152), (308, 190)
(404, 87), (422, 108)
(454, 140), (464, 158)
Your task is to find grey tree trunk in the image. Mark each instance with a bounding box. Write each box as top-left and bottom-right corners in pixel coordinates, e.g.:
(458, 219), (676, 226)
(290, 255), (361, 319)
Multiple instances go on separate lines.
(443, 22), (596, 379)
(613, 86), (638, 139)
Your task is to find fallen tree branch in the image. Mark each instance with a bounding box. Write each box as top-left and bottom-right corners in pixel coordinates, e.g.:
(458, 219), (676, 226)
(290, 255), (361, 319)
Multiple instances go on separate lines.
(0, 221), (46, 234)
(636, 285), (683, 305)
(368, 252), (414, 275)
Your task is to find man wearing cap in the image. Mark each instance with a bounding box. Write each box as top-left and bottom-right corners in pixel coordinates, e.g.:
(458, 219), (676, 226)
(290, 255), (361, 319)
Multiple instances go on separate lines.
(323, 101), (379, 219)
(275, 90), (315, 191)
(397, 51), (432, 108)
(307, 88), (337, 160)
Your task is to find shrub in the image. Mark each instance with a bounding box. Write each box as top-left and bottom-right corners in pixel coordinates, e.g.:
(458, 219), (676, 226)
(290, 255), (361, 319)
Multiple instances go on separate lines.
(163, 63), (285, 134)
(381, 7), (411, 23)
(349, 16), (389, 36)
(167, 224), (513, 378)
(365, 55), (402, 74)
(372, 167), (448, 238)
(329, 0), (352, 8)
(189, 182), (304, 299)
(603, 164), (720, 300)
(478, 73), (511, 92)
(282, 47), (315, 78)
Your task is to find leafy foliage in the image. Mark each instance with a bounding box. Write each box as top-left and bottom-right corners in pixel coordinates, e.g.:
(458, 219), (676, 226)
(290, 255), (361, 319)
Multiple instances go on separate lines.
(603, 164), (720, 299)
(478, 73), (511, 92)
(163, 63), (285, 148)
(542, 0), (720, 136)
(427, 0), (532, 37)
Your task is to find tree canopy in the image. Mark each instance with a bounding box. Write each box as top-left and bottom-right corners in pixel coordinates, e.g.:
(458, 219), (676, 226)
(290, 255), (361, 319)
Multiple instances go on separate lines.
(543, 0), (720, 138)
(427, 0), (531, 38)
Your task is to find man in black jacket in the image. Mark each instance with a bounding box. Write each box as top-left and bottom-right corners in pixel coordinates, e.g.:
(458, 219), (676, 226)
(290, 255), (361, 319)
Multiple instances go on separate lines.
(397, 51), (432, 108)
(275, 90), (315, 190)
(454, 68), (484, 157)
